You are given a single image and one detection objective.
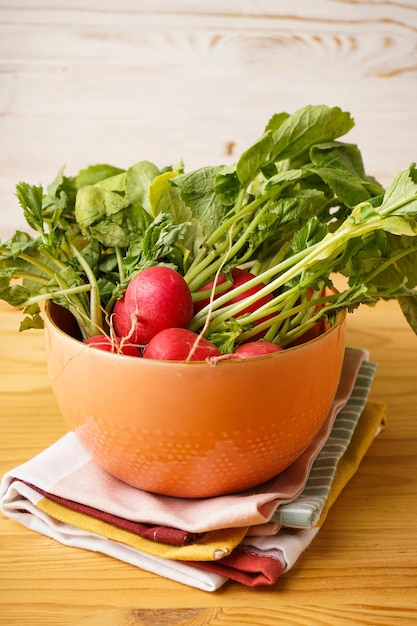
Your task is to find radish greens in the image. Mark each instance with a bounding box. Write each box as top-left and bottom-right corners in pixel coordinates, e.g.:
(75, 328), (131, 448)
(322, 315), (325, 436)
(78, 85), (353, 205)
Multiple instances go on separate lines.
(1, 104), (417, 351)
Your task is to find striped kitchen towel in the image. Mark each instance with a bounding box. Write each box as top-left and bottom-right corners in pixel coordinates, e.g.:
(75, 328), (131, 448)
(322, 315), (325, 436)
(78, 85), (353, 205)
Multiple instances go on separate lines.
(271, 359), (378, 528)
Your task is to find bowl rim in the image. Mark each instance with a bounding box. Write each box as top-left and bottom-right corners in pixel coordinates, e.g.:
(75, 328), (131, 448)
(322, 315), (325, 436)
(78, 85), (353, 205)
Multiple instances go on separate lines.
(44, 300), (347, 366)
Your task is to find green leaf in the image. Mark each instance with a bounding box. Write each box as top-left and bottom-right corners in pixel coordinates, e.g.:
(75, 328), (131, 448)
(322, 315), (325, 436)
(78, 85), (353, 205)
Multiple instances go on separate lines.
(207, 318), (243, 354)
(324, 284), (377, 314)
(19, 303), (44, 331)
(264, 168), (305, 192)
(367, 233), (417, 290)
(94, 171), (127, 192)
(172, 166), (227, 237)
(0, 284), (32, 307)
(310, 141), (382, 188)
(379, 216), (417, 237)
(236, 130), (274, 186)
(308, 165), (373, 208)
(398, 293), (417, 335)
(140, 213), (188, 261)
(123, 203), (153, 238)
(76, 164), (125, 188)
(307, 142), (385, 208)
(122, 213), (189, 281)
(245, 189), (325, 256)
(279, 189), (326, 225)
(337, 235), (383, 281)
(148, 171), (192, 223)
(264, 111), (290, 133)
(214, 166), (240, 207)
(270, 105), (355, 162)
(1, 230), (38, 258)
(378, 164), (417, 217)
(45, 167), (77, 206)
(42, 168), (78, 238)
(0, 274), (11, 292)
(15, 182), (45, 235)
(291, 216), (329, 254)
(75, 186), (128, 229)
(89, 221), (131, 248)
(124, 161), (161, 211)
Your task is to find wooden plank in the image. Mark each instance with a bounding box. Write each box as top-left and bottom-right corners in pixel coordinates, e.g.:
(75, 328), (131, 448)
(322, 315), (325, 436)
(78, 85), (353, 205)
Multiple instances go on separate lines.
(1, 1), (417, 236)
(0, 296), (416, 623)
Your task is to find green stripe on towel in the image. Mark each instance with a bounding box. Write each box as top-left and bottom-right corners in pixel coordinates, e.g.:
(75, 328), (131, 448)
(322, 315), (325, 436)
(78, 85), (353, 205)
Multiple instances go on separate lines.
(272, 360), (377, 529)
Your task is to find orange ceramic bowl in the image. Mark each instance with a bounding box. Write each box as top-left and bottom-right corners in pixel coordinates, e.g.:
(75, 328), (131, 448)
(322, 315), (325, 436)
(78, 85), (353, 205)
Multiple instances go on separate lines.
(44, 302), (346, 498)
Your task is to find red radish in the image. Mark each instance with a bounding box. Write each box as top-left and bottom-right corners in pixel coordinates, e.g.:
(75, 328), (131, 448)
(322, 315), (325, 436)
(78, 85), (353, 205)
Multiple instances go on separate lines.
(194, 268), (274, 336)
(233, 340), (283, 358)
(143, 328), (221, 362)
(112, 266), (193, 344)
(84, 335), (142, 357)
(193, 273), (229, 313)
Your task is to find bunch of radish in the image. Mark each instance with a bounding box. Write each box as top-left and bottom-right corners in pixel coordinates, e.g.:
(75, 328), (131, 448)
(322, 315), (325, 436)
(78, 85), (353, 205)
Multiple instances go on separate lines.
(84, 265), (283, 362)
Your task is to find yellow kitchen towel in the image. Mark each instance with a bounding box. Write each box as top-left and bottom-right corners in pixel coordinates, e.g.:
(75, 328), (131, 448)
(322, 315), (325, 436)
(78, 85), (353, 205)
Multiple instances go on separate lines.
(316, 400), (387, 527)
(36, 496), (248, 561)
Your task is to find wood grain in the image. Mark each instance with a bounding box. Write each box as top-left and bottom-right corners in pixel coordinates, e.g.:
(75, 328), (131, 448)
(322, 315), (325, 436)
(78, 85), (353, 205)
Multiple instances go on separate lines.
(1, 298), (417, 624)
(1, 1), (417, 237)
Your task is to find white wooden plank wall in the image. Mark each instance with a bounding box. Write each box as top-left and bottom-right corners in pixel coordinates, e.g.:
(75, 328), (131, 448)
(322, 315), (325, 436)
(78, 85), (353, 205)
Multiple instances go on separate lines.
(1, 0), (416, 237)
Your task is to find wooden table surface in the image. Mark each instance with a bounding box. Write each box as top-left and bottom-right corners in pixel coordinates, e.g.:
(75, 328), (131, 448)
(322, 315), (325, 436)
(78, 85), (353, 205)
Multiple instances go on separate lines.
(1, 297), (416, 625)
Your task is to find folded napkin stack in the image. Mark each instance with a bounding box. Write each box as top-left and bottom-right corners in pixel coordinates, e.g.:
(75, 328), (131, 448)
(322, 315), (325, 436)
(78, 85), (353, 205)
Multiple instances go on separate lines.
(0, 347), (385, 591)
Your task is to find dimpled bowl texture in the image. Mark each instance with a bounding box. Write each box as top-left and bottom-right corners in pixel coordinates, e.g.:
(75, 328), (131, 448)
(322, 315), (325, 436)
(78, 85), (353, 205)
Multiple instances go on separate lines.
(44, 302), (347, 498)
